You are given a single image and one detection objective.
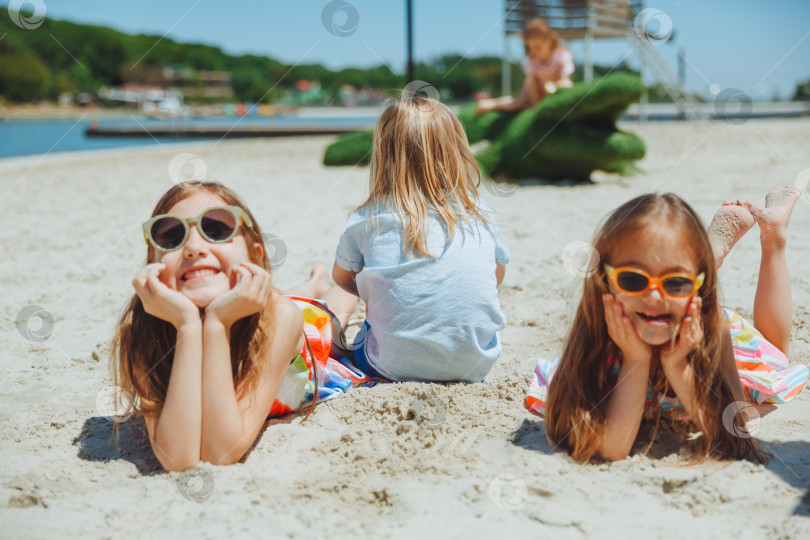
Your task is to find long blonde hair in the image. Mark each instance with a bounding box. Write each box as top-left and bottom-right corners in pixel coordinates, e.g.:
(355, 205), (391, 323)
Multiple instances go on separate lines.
(110, 181), (275, 419)
(360, 97), (487, 257)
(545, 193), (768, 464)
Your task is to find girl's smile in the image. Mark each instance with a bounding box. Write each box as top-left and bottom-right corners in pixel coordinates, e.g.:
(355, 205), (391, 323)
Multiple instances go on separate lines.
(181, 265), (222, 282)
(634, 311), (674, 327)
(155, 192), (251, 308)
(607, 228), (699, 345)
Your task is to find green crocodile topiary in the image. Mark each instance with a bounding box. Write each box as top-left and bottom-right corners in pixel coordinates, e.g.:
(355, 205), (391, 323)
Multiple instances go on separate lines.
(323, 72), (646, 182)
(323, 129), (374, 167)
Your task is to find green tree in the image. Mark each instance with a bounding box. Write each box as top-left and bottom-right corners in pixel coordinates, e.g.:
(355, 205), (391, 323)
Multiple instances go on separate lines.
(232, 68), (271, 102)
(0, 53), (51, 101)
(794, 78), (810, 101)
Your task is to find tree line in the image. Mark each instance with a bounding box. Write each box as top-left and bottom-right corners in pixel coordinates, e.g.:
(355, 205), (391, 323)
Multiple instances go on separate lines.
(1, 8), (726, 105)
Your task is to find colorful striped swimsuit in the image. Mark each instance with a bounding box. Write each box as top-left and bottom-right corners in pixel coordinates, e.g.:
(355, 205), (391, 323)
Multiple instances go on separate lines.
(266, 297), (370, 417)
(526, 307), (809, 420)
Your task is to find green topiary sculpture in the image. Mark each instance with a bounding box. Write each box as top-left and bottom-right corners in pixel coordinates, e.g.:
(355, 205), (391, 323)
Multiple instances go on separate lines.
(322, 129), (374, 167)
(322, 72), (646, 182)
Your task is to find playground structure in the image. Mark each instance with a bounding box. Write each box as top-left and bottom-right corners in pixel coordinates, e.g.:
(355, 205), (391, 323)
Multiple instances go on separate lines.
(322, 1), (660, 182)
(323, 72), (646, 183)
(503, 0), (705, 121)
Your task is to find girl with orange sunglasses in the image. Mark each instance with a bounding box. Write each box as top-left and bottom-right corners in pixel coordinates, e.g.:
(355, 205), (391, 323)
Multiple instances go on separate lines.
(526, 188), (807, 464)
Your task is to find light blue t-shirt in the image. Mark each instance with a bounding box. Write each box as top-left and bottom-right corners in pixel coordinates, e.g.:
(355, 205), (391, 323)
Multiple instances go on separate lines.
(335, 198), (510, 383)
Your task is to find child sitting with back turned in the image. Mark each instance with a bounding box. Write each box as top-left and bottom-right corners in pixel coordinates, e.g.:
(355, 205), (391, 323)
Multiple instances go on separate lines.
(333, 97), (510, 382)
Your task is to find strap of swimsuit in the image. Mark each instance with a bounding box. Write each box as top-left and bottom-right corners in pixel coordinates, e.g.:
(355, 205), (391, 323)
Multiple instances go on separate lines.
(300, 330), (319, 423)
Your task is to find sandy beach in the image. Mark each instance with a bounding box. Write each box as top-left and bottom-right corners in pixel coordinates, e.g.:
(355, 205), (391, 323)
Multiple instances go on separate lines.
(1, 117), (809, 539)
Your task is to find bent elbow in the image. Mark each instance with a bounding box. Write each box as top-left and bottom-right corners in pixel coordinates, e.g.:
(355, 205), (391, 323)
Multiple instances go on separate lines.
(602, 452), (628, 463)
(496, 264), (506, 286)
(333, 275), (352, 295)
(200, 445), (247, 467)
(151, 442), (199, 471)
(152, 442), (200, 472)
(208, 454), (241, 466)
(159, 455), (199, 472)
(598, 445), (630, 463)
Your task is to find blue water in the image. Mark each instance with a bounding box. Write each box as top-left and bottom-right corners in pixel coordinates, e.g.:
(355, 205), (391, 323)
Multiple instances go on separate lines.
(0, 117), (167, 159)
(0, 116), (378, 159)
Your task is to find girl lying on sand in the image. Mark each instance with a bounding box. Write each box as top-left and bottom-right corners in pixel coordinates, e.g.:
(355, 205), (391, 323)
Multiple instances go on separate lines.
(111, 181), (366, 471)
(333, 97), (510, 382)
(527, 187), (808, 463)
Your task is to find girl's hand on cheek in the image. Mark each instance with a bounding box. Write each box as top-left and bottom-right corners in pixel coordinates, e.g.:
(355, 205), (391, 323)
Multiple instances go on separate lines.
(205, 262), (272, 328)
(132, 262), (200, 329)
(603, 293), (652, 366)
(661, 296), (703, 370)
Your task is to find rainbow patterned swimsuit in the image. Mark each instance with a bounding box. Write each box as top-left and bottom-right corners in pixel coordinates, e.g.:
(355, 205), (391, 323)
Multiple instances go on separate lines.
(526, 307), (809, 420)
(266, 296), (370, 417)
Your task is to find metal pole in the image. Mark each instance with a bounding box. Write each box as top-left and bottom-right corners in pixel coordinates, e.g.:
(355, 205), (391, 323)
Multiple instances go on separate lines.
(639, 59), (648, 122)
(677, 48), (686, 120)
(502, 24), (511, 95)
(584, 28), (593, 82)
(406, 0), (414, 83)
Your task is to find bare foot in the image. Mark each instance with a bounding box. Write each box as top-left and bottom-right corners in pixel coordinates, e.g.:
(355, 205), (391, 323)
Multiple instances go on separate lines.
(308, 264), (331, 298)
(282, 264), (332, 299)
(708, 200), (757, 268)
(750, 186), (802, 249)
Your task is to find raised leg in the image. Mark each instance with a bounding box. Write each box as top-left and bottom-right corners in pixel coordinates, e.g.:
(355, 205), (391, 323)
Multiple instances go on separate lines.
(707, 200), (756, 269)
(320, 286), (359, 327)
(283, 265), (331, 299)
(283, 265), (359, 327)
(749, 186), (801, 355)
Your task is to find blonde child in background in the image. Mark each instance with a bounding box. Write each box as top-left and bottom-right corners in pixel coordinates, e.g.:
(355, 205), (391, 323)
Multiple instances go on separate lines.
(112, 181), (364, 471)
(333, 98), (510, 382)
(476, 17), (574, 115)
(527, 188), (808, 463)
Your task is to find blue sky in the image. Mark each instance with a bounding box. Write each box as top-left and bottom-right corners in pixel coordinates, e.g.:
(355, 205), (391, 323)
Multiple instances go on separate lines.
(3, 0), (809, 99)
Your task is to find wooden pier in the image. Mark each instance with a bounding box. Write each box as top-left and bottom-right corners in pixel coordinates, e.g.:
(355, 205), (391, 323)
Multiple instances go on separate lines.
(85, 118), (377, 139)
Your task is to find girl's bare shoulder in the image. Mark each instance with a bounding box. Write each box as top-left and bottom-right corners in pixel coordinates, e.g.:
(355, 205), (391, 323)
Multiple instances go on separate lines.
(272, 294), (303, 321)
(269, 295), (305, 358)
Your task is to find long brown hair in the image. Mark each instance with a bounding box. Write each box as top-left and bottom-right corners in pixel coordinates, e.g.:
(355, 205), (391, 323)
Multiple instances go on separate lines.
(360, 97), (488, 257)
(110, 181), (275, 419)
(545, 193), (768, 463)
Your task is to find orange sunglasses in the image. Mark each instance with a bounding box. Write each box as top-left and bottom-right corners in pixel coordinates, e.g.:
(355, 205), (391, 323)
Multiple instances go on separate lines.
(604, 264), (705, 299)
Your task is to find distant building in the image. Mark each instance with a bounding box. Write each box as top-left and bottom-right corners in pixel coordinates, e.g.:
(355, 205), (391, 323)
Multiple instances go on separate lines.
(162, 67), (234, 100)
(98, 84), (184, 116)
(292, 80), (324, 105)
(121, 64), (235, 102)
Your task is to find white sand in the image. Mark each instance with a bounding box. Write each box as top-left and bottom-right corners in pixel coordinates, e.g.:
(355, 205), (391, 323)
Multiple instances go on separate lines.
(1, 118), (809, 539)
